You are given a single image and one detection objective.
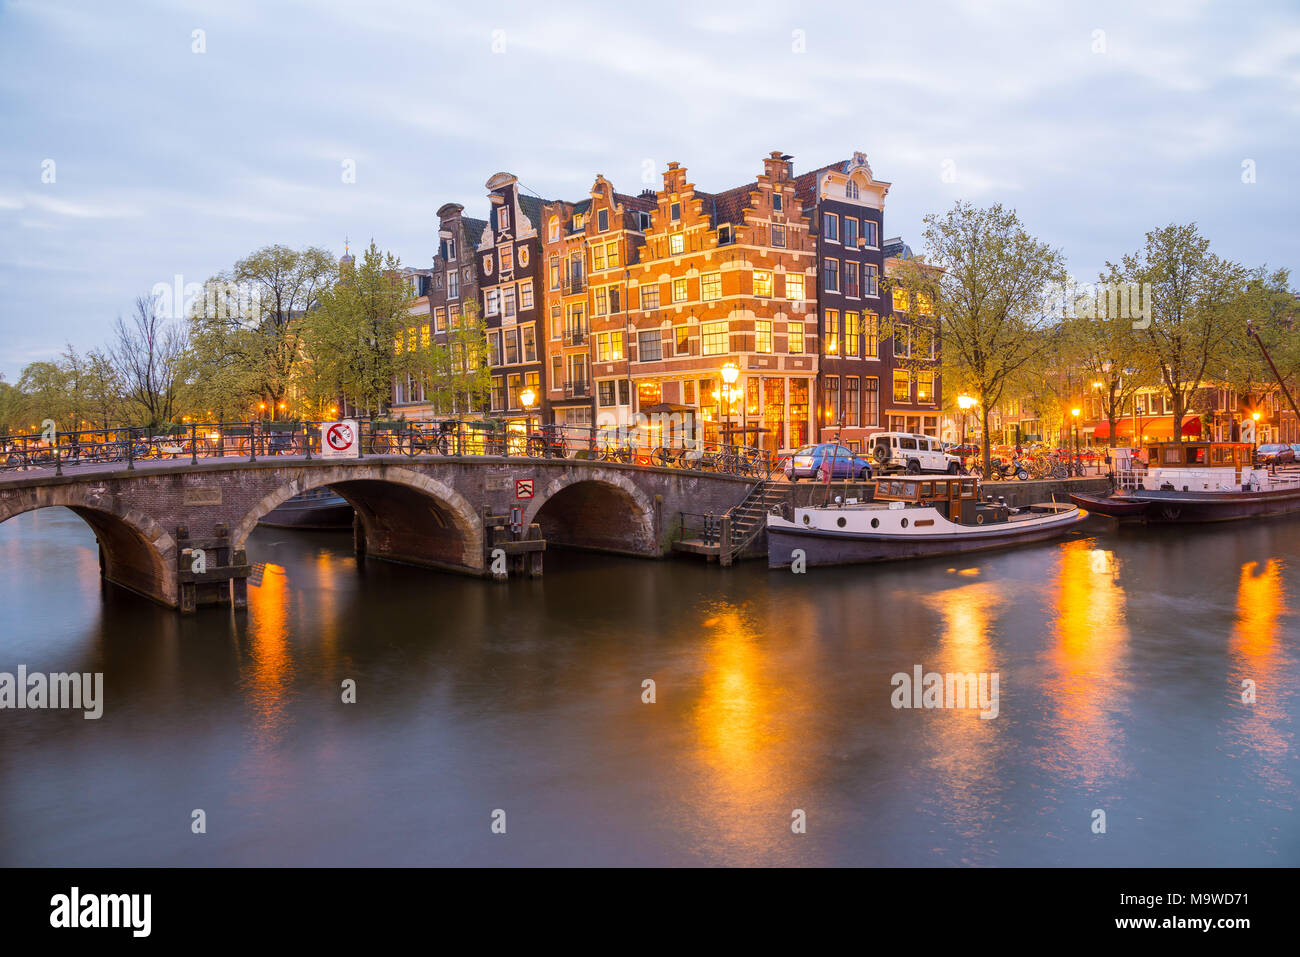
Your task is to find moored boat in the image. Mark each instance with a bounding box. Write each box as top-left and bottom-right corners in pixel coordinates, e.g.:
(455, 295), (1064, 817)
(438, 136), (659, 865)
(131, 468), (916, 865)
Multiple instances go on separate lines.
(1077, 441), (1300, 523)
(259, 487), (354, 530)
(767, 474), (1085, 567)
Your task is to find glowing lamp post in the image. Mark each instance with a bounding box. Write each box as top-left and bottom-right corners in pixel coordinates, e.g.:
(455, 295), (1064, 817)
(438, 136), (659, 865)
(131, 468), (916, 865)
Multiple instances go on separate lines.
(520, 386), (537, 436)
(1071, 407), (1081, 471)
(957, 394), (975, 450)
(720, 361), (739, 449)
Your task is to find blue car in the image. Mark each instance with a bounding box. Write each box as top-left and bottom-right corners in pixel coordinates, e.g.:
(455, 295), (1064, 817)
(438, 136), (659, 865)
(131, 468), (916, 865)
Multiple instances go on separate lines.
(784, 443), (874, 481)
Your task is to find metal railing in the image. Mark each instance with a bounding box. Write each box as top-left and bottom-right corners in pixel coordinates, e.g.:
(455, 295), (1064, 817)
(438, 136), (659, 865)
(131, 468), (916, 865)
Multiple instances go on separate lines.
(1, 418), (777, 480)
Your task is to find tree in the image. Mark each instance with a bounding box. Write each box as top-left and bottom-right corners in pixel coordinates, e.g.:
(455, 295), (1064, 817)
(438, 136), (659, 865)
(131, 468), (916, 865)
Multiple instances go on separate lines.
(1107, 224), (1247, 440)
(227, 245), (335, 417)
(888, 201), (1068, 475)
(1217, 267), (1297, 427)
(431, 300), (493, 417)
(1056, 303), (1158, 449)
(181, 277), (269, 421)
(110, 293), (188, 427)
(301, 242), (428, 416)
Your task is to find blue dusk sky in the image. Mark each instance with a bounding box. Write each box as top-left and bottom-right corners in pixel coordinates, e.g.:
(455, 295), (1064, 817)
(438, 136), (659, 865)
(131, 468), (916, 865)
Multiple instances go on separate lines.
(1, 0), (1297, 381)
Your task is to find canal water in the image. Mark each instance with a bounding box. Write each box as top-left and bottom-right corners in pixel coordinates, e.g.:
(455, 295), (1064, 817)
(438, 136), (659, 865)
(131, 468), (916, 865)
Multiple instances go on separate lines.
(1, 507), (1297, 866)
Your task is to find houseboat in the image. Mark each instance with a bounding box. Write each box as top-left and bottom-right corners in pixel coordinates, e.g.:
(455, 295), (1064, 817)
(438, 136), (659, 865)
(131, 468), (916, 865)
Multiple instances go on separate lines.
(767, 475), (1085, 568)
(1070, 441), (1300, 523)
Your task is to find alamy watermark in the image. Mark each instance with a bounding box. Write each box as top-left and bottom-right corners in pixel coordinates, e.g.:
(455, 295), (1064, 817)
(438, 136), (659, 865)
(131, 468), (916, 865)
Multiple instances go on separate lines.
(150, 274), (263, 321)
(1043, 278), (1152, 329)
(0, 667), (103, 719)
(891, 664), (999, 719)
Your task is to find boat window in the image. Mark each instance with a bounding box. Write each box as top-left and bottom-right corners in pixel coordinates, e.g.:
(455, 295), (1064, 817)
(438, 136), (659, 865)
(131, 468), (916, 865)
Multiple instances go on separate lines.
(920, 482), (934, 497)
(961, 480), (975, 497)
(1188, 446), (1207, 464)
(1163, 447), (1182, 464)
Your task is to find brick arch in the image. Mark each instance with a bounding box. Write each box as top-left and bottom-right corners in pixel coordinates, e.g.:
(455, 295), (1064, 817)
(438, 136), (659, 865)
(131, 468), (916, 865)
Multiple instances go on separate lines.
(0, 485), (177, 603)
(233, 464), (485, 571)
(523, 468), (657, 556)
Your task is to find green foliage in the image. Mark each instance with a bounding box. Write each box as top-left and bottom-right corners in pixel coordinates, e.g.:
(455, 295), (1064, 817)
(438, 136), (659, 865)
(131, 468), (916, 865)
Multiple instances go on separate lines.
(300, 241), (425, 415)
(889, 201), (1067, 472)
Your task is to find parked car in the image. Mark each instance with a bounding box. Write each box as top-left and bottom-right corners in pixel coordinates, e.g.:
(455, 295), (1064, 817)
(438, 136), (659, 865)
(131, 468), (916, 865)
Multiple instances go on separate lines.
(869, 432), (962, 474)
(784, 444), (874, 481)
(1256, 443), (1296, 466)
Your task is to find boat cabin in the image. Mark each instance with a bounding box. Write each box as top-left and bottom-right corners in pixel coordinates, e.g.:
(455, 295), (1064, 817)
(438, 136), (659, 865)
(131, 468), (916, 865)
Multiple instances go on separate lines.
(1134, 441), (1263, 493)
(873, 475), (994, 524)
(1144, 441), (1253, 475)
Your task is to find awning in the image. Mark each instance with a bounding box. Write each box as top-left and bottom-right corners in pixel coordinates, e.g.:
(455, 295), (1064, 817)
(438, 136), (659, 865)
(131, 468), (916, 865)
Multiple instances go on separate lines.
(1093, 415), (1201, 439)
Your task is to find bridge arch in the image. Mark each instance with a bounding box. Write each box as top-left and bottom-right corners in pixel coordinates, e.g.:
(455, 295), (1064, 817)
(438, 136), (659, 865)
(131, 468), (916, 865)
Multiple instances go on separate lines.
(234, 464), (485, 574)
(0, 486), (177, 604)
(523, 468), (658, 556)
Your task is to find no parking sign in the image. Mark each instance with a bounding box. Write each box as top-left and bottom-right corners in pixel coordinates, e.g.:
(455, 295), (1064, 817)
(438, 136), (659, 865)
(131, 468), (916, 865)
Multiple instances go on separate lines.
(321, 420), (360, 459)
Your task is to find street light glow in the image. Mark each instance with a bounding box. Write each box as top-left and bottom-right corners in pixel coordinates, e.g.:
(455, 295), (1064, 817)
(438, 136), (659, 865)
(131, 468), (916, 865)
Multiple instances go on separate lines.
(957, 394), (975, 411)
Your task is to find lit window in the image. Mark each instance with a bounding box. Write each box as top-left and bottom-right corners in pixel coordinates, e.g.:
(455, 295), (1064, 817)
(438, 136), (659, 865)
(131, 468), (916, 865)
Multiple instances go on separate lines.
(788, 322), (804, 354)
(669, 233), (684, 255)
(824, 310), (839, 354)
(917, 372), (933, 403)
(701, 273), (722, 301)
(641, 284), (660, 310)
(673, 278), (688, 302)
(785, 273), (804, 300)
(702, 321), (729, 355)
(893, 370), (911, 403)
(755, 320), (772, 354)
(753, 271), (773, 297)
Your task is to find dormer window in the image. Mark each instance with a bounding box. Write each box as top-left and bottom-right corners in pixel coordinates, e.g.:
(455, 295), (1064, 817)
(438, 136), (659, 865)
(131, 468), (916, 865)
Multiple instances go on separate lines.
(846, 180), (860, 200)
(548, 216), (559, 242)
(573, 213), (585, 230)
(717, 224), (733, 245)
(638, 211), (652, 230)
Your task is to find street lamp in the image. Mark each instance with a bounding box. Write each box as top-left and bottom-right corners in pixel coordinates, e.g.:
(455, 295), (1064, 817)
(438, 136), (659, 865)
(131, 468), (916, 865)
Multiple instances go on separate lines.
(1251, 410), (1262, 460)
(520, 386), (537, 436)
(1071, 407), (1081, 473)
(720, 361), (739, 449)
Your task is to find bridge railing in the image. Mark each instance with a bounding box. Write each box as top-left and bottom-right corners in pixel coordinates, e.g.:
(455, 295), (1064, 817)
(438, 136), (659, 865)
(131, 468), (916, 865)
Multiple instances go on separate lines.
(0, 419), (778, 480)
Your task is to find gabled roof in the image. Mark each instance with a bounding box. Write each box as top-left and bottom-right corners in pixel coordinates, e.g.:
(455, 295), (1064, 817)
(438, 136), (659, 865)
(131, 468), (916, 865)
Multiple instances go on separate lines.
(461, 216), (488, 248)
(793, 160), (849, 208)
(517, 193), (549, 232)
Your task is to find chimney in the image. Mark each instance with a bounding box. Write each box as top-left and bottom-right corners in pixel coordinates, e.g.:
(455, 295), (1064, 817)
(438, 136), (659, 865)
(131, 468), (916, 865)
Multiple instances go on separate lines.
(763, 151), (794, 182)
(662, 162), (688, 194)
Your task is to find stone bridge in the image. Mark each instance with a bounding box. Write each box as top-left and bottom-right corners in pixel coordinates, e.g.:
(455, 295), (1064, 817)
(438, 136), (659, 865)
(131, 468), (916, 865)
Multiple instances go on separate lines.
(0, 456), (755, 611)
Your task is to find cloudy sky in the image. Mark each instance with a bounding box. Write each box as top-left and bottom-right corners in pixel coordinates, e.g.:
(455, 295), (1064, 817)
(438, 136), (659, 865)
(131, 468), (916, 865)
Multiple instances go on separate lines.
(1, 0), (1297, 381)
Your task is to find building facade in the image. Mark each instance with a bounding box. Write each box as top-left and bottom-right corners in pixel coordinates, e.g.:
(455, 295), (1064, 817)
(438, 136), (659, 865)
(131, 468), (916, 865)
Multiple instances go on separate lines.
(477, 173), (549, 429)
(391, 203), (487, 420)
(624, 152), (818, 454)
(539, 177), (654, 431)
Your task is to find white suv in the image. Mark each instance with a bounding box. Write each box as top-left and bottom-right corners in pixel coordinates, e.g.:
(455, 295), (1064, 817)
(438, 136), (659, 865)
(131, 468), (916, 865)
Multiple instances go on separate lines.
(869, 432), (961, 474)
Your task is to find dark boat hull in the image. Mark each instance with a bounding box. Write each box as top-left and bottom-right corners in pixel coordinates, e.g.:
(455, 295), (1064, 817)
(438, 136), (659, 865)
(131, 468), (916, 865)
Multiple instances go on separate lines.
(767, 511), (1085, 567)
(1076, 486), (1300, 523)
(1069, 492), (1150, 518)
(259, 492), (353, 530)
